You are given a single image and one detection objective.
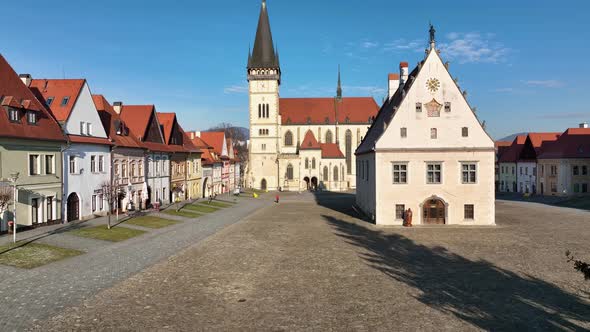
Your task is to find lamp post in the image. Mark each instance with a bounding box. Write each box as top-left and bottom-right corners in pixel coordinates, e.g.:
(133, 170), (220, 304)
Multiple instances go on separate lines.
(10, 172), (19, 244)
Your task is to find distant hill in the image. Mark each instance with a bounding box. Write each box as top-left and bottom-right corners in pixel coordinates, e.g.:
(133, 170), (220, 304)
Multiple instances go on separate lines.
(497, 132), (527, 142)
(232, 127), (249, 140)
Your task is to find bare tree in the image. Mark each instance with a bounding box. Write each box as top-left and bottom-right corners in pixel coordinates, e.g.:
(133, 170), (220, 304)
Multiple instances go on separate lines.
(0, 183), (12, 213)
(100, 180), (125, 229)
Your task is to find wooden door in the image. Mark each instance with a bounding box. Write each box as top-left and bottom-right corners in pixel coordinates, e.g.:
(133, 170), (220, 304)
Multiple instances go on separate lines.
(261, 179), (267, 190)
(67, 193), (79, 222)
(423, 199), (445, 224)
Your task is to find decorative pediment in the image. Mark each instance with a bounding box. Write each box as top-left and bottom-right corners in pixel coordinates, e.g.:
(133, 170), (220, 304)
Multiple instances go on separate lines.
(425, 99), (442, 117)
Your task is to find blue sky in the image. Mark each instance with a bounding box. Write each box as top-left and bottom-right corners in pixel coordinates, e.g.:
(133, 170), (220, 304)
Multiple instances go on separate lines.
(2, 0), (588, 139)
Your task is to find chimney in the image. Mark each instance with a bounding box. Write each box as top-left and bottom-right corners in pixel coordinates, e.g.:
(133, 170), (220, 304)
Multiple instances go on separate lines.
(189, 131), (195, 139)
(399, 62), (409, 86)
(195, 131), (201, 138)
(113, 101), (123, 114)
(580, 122), (589, 129)
(19, 74), (32, 87)
(388, 73), (400, 99)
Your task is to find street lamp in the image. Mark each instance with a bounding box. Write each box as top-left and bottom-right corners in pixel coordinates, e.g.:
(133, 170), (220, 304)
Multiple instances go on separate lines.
(10, 172), (19, 244)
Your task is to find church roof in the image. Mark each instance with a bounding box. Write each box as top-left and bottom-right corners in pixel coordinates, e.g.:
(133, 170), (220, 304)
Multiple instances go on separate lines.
(320, 143), (345, 159)
(300, 130), (320, 150)
(280, 97), (378, 125)
(248, 0), (279, 70)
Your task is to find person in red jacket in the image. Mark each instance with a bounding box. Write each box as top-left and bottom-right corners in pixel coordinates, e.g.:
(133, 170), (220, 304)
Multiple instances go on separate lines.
(275, 194), (280, 203)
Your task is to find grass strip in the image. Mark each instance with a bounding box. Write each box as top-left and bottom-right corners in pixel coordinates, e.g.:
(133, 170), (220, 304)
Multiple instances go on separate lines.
(125, 216), (180, 229)
(69, 225), (145, 242)
(0, 242), (82, 269)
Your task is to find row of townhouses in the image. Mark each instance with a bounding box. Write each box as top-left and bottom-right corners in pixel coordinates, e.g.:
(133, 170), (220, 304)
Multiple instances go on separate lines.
(497, 124), (590, 196)
(0, 54), (241, 233)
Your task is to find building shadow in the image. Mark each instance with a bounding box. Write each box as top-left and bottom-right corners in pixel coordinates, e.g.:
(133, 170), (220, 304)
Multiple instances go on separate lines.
(312, 191), (369, 221)
(322, 214), (590, 331)
(496, 192), (590, 212)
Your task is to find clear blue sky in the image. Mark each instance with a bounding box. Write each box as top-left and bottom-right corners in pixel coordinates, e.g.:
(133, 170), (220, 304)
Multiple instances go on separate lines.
(2, 0), (588, 139)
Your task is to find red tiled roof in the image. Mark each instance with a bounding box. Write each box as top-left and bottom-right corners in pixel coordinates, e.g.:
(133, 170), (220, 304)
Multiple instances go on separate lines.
(279, 97), (379, 125)
(538, 128), (590, 159)
(93, 95), (144, 149)
(119, 105), (155, 141)
(495, 141), (512, 149)
(190, 135), (210, 149)
(320, 143), (344, 159)
(68, 135), (113, 146)
(498, 135), (527, 163)
(528, 132), (561, 151)
(29, 79), (85, 122)
(300, 130), (320, 149)
(156, 113), (175, 145)
(200, 132), (226, 156)
(0, 55), (66, 142)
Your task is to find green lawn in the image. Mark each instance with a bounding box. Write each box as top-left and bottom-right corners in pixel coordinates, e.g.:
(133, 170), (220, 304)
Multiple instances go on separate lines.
(69, 225), (146, 242)
(0, 242), (83, 269)
(198, 201), (232, 208)
(163, 209), (201, 218)
(184, 204), (219, 214)
(125, 216), (179, 229)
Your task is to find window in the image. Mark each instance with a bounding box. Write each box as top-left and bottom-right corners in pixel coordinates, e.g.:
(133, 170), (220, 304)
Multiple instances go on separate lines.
(333, 166), (339, 181)
(392, 163), (408, 184)
(99, 156), (104, 172)
(284, 131), (293, 146)
(139, 162), (144, 177)
(91, 156), (96, 173)
(416, 102), (422, 112)
(525, 168), (528, 176)
(573, 166), (579, 176)
(462, 163), (477, 183)
(258, 104), (262, 118)
(574, 183), (580, 193)
(533, 167), (537, 176)
(131, 163), (136, 177)
(47, 197), (54, 221)
(430, 128), (437, 139)
(29, 154), (40, 175)
(427, 163), (442, 184)
(155, 158), (160, 175)
(401, 127), (407, 138)
(462, 127), (468, 137)
(325, 130), (333, 144)
(520, 167), (523, 175)
(122, 162), (128, 178)
(583, 166), (588, 175)
(541, 165), (544, 176)
(512, 167), (515, 175)
(261, 144), (266, 151)
(583, 183), (588, 193)
(305, 158), (309, 169)
(312, 158), (316, 169)
(45, 155), (55, 174)
(323, 166), (328, 181)
(27, 111), (37, 124)
(286, 164), (294, 180)
(464, 204), (474, 220)
(80, 122), (86, 135)
(31, 198), (39, 224)
(8, 108), (19, 122)
(69, 156), (77, 174)
(61, 96), (70, 106)
(46, 97), (54, 106)
(551, 181), (557, 193)
(445, 102), (451, 112)
(99, 194), (104, 211)
(395, 205), (405, 220)
(345, 130), (352, 174)
(87, 123), (92, 136)
(92, 195), (97, 212)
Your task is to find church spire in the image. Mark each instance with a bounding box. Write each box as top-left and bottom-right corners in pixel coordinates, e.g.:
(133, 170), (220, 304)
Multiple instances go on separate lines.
(248, 0), (279, 70)
(336, 65), (342, 100)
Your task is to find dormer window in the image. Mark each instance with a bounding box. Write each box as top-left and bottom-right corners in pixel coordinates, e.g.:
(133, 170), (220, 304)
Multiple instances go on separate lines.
(61, 97), (70, 106)
(46, 97), (54, 106)
(8, 108), (19, 123)
(87, 123), (92, 136)
(307, 117), (312, 124)
(27, 111), (37, 125)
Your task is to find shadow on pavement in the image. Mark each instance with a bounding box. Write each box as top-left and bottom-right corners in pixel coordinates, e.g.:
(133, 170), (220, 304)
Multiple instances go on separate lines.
(323, 214), (590, 331)
(311, 191), (372, 222)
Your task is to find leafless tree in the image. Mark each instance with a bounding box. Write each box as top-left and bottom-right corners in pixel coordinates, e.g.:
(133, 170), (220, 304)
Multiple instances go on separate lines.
(100, 180), (125, 229)
(0, 183), (12, 215)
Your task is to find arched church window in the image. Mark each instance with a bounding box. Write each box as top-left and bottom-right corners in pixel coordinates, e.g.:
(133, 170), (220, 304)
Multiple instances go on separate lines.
(266, 104), (270, 118)
(312, 158), (316, 169)
(323, 166), (329, 181)
(284, 131), (293, 146)
(333, 166), (339, 181)
(286, 164), (294, 180)
(305, 158), (309, 169)
(325, 130), (333, 144)
(345, 130), (352, 174)
(258, 104), (262, 118)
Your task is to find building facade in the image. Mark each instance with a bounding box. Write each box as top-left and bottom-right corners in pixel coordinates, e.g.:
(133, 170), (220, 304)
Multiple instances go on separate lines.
(498, 135), (526, 193)
(355, 27), (495, 226)
(515, 133), (560, 194)
(246, 1), (379, 192)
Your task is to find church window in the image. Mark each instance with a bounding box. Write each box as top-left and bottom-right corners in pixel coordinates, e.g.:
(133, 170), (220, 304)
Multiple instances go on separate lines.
(312, 158), (316, 169)
(258, 104), (261, 118)
(430, 128), (437, 139)
(462, 127), (469, 137)
(333, 166), (339, 181)
(400, 127), (407, 138)
(325, 130), (333, 144)
(323, 166), (328, 181)
(416, 103), (422, 112)
(261, 144), (266, 151)
(284, 131), (293, 146)
(286, 164), (294, 180)
(345, 130), (352, 174)
(445, 102), (452, 112)
(305, 158), (309, 169)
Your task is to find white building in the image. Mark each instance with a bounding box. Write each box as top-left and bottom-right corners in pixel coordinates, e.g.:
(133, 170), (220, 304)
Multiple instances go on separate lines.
(515, 133), (560, 194)
(246, 0), (379, 192)
(355, 26), (495, 226)
(28, 79), (112, 221)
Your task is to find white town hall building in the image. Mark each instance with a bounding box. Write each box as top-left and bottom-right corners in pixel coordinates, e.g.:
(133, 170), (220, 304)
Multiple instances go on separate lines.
(356, 26), (495, 226)
(246, 0), (379, 192)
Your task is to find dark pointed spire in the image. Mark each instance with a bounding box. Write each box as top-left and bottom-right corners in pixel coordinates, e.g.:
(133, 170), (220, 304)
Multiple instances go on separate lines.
(336, 65), (342, 99)
(248, 0), (279, 70)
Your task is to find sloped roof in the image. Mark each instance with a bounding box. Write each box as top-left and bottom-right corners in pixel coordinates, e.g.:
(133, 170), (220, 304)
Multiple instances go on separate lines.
(29, 79), (85, 122)
(248, 0), (279, 70)
(320, 143), (345, 159)
(538, 128), (590, 159)
(498, 135), (527, 163)
(280, 97), (379, 125)
(300, 130), (320, 150)
(119, 105), (155, 141)
(156, 112), (176, 145)
(190, 135), (210, 149)
(528, 133), (561, 152)
(200, 132), (226, 156)
(0, 54), (66, 142)
(93, 95), (144, 149)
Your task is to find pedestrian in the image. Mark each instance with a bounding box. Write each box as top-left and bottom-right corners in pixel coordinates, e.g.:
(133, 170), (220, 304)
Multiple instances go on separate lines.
(402, 209), (408, 227)
(275, 194), (280, 203)
(406, 208), (413, 227)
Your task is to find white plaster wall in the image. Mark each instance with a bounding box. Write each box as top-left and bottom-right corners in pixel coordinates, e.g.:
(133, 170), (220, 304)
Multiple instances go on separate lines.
(146, 152), (170, 205)
(355, 153), (376, 218)
(64, 82), (107, 138)
(516, 161), (537, 193)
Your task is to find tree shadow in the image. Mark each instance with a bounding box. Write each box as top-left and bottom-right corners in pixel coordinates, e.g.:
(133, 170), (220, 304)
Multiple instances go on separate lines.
(323, 214), (590, 331)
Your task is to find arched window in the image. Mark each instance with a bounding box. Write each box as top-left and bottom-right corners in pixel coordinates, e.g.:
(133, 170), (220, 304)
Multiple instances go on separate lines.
(323, 166), (329, 181)
(266, 104), (270, 118)
(312, 158), (316, 169)
(305, 158), (309, 169)
(345, 130), (352, 174)
(333, 166), (339, 181)
(258, 104), (261, 118)
(325, 130), (333, 144)
(284, 131), (293, 146)
(286, 164), (294, 180)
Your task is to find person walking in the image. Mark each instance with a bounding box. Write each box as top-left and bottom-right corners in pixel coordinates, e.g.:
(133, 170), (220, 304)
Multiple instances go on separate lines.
(275, 194), (280, 204)
(406, 208), (413, 227)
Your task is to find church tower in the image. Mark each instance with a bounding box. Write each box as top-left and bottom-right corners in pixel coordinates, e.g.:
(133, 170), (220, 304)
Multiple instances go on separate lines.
(247, 0), (281, 190)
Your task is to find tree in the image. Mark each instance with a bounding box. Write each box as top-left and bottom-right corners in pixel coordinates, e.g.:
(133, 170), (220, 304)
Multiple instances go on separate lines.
(100, 180), (125, 229)
(0, 183), (12, 227)
(566, 251), (590, 280)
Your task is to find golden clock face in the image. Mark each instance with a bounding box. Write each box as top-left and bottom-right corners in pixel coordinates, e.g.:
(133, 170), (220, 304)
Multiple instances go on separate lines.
(426, 78), (440, 93)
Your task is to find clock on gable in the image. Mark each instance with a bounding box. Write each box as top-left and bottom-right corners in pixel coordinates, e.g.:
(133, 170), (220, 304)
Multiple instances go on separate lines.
(426, 78), (440, 93)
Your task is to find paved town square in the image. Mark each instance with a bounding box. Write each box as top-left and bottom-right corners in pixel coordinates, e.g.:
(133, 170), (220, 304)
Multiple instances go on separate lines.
(26, 193), (590, 331)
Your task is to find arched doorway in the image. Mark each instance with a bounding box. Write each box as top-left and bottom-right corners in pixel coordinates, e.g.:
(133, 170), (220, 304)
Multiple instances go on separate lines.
(311, 177), (318, 191)
(303, 177), (310, 190)
(146, 186), (152, 208)
(67, 193), (79, 222)
(202, 178), (208, 198)
(261, 179), (267, 191)
(423, 198), (445, 225)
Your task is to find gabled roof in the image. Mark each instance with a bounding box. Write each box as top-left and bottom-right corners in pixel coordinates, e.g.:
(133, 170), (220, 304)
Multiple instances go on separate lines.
(120, 105), (155, 141)
(200, 132), (226, 156)
(248, 0), (279, 70)
(320, 143), (345, 159)
(538, 128), (590, 159)
(518, 133), (561, 161)
(156, 113), (176, 145)
(528, 133), (561, 152)
(300, 130), (320, 150)
(280, 97), (379, 125)
(0, 54), (66, 142)
(29, 79), (85, 122)
(93, 95), (143, 149)
(498, 135), (527, 163)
